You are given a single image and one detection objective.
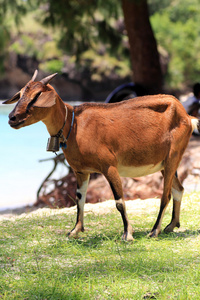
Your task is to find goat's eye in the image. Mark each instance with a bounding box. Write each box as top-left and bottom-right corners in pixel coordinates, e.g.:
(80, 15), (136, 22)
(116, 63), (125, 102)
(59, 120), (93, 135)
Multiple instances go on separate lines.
(26, 92), (42, 112)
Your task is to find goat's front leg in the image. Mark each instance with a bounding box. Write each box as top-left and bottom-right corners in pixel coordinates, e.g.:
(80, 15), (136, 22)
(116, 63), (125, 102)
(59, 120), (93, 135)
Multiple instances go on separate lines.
(105, 166), (133, 241)
(68, 173), (90, 238)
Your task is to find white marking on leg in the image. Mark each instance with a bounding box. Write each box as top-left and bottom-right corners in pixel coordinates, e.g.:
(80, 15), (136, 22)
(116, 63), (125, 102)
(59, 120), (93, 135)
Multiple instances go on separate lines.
(171, 187), (184, 202)
(68, 177), (89, 238)
(77, 179), (89, 210)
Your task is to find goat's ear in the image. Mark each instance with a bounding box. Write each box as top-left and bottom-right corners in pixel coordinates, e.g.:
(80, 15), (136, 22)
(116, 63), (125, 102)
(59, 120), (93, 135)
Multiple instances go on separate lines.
(2, 91), (20, 104)
(33, 90), (56, 108)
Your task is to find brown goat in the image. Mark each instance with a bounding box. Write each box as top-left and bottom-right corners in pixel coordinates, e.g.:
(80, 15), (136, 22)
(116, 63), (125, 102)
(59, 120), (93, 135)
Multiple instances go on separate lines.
(3, 71), (200, 240)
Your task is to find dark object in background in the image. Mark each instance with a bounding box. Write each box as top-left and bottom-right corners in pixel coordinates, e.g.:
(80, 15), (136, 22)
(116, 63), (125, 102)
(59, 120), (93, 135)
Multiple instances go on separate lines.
(105, 82), (147, 103)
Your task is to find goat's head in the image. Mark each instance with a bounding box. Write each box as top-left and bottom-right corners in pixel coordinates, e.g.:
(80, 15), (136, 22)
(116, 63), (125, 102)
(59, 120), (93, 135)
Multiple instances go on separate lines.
(3, 70), (57, 129)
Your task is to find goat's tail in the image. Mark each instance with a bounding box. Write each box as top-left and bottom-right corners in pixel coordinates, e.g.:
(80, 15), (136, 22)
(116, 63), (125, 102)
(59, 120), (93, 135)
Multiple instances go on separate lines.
(191, 117), (200, 134)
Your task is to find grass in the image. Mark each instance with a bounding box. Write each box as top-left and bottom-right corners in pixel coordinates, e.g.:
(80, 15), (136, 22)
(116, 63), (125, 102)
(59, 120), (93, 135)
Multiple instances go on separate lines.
(1, 193), (200, 299)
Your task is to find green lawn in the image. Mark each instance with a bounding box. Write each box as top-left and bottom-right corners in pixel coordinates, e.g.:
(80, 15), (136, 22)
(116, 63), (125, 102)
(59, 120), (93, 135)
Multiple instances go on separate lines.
(1, 193), (200, 299)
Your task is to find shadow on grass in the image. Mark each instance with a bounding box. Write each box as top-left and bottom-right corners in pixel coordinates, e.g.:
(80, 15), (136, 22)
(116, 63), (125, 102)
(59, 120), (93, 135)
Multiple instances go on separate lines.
(132, 228), (200, 241)
(48, 220), (200, 244)
(158, 229), (200, 239)
(64, 227), (200, 250)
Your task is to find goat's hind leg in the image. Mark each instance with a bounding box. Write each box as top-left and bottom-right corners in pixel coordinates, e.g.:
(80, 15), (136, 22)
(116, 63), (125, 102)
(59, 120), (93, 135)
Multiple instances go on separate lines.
(148, 167), (177, 238)
(164, 175), (184, 233)
(68, 173), (90, 239)
(149, 151), (184, 238)
(106, 166), (133, 241)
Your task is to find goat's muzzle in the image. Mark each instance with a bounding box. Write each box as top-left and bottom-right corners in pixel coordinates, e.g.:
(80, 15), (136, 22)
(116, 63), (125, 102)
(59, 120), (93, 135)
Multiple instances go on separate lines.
(8, 111), (26, 129)
(8, 117), (25, 129)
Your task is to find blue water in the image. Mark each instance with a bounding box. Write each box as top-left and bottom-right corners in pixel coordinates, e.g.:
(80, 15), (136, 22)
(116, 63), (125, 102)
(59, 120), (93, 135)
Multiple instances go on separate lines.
(0, 103), (65, 210)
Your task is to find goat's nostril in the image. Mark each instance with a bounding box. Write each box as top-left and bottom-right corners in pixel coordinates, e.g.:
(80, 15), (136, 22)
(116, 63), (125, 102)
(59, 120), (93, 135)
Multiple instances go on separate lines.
(10, 115), (17, 122)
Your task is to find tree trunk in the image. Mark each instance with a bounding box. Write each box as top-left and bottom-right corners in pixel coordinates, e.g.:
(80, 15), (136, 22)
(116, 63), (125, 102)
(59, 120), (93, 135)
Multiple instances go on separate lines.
(122, 0), (163, 94)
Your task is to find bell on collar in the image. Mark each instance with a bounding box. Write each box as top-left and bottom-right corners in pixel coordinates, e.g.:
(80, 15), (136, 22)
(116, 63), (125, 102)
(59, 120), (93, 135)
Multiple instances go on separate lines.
(46, 136), (60, 152)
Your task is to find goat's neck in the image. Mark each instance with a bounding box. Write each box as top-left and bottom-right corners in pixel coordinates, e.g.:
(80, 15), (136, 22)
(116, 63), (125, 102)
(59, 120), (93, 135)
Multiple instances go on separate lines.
(43, 97), (73, 137)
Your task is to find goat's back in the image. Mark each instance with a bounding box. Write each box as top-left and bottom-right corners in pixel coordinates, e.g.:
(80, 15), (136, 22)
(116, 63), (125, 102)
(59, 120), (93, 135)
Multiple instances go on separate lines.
(74, 94), (190, 139)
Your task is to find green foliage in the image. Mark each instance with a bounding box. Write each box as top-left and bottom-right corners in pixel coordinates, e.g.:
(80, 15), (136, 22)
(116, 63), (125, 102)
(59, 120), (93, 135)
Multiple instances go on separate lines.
(37, 41), (62, 60)
(10, 35), (38, 57)
(0, 0), (29, 74)
(148, 0), (174, 15)
(0, 25), (9, 73)
(81, 49), (131, 81)
(0, 0), (27, 27)
(35, 0), (200, 89)
(35, 0), (123, 60)
(1, 0), (200, 89)
(1, 194), (200, 299)
(151, 0), (200, 89)
(0, 25), (9, 50)
(39, 59), (64, 73)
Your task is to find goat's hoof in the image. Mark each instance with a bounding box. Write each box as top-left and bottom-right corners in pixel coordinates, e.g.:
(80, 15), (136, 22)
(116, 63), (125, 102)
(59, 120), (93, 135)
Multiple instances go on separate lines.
(67, 230), (79, 239)
(164, 222), (180, 233)
(121, 232), (134, 241)
(148, 229), (160, 238)
(67, 226), (84, 239)
(164, 225), (173, 233)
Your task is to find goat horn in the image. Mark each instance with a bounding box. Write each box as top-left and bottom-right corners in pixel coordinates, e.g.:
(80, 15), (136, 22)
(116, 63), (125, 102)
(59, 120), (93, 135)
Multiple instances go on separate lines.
(40, 73), (58, 85)
(31, 70), (38, 81)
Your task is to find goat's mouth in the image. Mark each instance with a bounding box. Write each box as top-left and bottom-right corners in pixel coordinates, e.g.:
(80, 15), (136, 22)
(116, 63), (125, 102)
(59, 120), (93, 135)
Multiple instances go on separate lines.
(9, 119), (25, 129)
